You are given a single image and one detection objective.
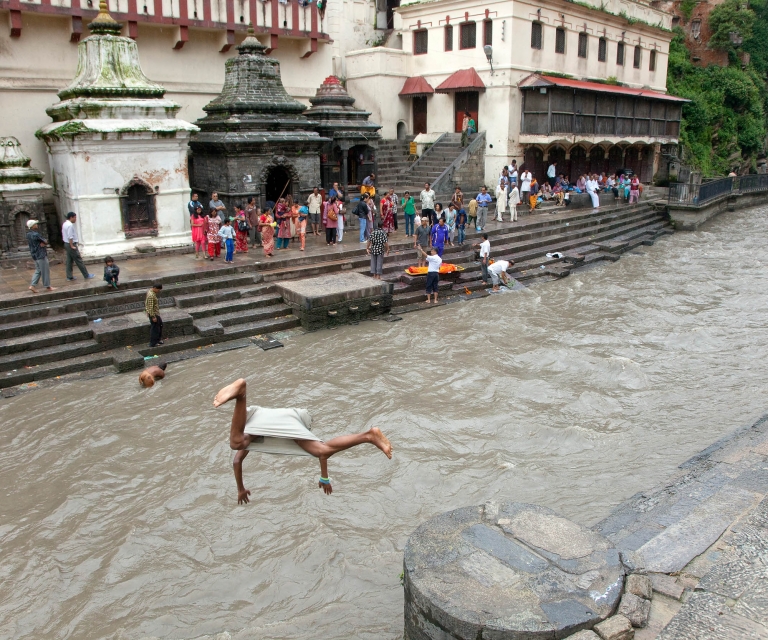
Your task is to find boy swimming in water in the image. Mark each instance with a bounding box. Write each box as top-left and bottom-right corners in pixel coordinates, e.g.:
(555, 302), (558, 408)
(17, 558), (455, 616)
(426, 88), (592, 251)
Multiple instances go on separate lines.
(213, 379), (393, 504)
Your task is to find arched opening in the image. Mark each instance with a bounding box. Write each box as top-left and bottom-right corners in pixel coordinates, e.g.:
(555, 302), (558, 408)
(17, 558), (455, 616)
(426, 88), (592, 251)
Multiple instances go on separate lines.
(348, 145), (375, 186)
(589, 146), (606, 175)
(265, 166), (292, 204)
(397, 121), (407, 141)
(523, 147), (544, 182)
(608, 146), (625, 175)
(624, 147), (641, 177)
(569, 146), (588, 181)
(121, 180), (157, 236)
(546, 145), (566, 168)
(12, 211), (32, 247)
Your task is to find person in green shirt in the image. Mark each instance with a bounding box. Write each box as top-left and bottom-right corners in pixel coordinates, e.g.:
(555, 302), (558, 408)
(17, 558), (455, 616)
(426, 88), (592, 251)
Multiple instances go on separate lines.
(401, 190), (416, 237)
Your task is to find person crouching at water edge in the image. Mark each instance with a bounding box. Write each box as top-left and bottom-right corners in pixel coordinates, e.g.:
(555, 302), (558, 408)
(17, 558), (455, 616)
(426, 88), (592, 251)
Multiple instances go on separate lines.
(214, 379), (393, 503)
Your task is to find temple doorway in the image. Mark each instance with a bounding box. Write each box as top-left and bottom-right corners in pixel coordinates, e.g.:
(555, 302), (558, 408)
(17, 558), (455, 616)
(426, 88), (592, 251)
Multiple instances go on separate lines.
(265, 166), (292, 203)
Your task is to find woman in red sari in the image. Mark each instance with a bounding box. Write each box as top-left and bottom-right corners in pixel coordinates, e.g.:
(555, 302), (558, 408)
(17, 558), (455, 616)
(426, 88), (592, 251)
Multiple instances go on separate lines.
(381, 194), (395, 233)
(234, 206), (249, 254)
(259, 208), (275, 257)
(275, 198), (291, 250)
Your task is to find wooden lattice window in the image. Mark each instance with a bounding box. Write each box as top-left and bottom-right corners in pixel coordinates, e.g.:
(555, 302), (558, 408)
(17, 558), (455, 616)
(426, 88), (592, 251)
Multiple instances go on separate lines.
(634, 45), (642, 68)
(445, 25), (453, 51)
(617, 41), (625, 65)
(649, 49), (657, 71)
(460, 22), (476, 49)
(483, 19), (493, 46)
(414, 29), (428, 55)
(578, 32), (588, 58)
(531, 22), (542, 49)
(598, 37), (607, 61)
(555, 28), (565, 54)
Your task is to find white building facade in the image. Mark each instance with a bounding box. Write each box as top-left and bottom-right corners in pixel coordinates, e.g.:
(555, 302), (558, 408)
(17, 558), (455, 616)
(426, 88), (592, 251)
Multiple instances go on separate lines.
(346, 0), (683, 185)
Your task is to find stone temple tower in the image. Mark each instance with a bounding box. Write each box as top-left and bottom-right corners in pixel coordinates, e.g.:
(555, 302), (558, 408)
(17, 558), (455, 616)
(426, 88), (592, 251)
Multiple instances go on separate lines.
(189, 26), (327, 210)
(36, 1), (198, 257)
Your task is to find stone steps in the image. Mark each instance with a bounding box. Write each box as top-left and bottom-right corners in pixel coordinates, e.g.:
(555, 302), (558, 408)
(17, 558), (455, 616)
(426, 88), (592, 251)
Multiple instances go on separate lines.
(1, 351), (119, 388)
(195, 302), (293, 329)
(0, 310), (89, 338)
(182, 292), (282, 319)
(0, 325), (94, 357)
(0, 338), (103, 372)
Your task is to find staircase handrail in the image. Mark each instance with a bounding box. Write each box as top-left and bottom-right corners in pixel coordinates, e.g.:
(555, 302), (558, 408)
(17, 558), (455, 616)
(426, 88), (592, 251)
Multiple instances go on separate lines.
(431, 131), (486, 196)
(406, 132), (449, 174)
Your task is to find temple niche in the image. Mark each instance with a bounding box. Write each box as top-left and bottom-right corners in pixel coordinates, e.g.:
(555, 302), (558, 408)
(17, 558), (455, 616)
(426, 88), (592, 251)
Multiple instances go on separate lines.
(36, 1), (197, 258)
(304, 76), (382, 196)
(189, 26), (326, 209)
(0, 137), (52, 260)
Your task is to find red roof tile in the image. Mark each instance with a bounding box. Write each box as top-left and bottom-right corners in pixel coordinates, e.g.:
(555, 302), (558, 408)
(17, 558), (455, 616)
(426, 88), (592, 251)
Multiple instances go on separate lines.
(435, 68), (486, 93)
(519, 74), (688, 102)
(399, 76), (435, 97)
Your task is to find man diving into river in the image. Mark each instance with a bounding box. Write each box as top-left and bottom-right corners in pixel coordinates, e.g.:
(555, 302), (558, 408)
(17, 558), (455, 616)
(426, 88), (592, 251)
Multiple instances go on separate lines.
(214, 379), (393, 504)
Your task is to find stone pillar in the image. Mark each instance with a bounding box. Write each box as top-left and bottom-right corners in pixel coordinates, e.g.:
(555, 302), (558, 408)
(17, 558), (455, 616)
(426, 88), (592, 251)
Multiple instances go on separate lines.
(404, 502), (624, 640)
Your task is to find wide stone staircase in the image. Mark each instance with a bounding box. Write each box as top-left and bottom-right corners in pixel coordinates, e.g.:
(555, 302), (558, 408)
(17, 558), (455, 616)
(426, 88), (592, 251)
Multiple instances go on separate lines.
(0, 200), (671, 389)
(375, 134), (467, 196)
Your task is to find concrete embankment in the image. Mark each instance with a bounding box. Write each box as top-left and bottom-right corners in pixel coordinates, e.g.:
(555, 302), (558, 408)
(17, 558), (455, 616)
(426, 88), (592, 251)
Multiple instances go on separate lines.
(403, 415), (768, 639)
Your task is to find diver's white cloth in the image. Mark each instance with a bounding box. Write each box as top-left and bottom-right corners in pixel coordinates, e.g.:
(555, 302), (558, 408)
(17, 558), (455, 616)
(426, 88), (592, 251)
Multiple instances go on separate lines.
(243, 406), (321, 456)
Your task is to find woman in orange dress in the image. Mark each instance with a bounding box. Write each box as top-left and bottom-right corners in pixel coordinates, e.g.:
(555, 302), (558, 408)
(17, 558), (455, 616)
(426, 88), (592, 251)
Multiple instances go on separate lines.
(259, 208), (275, 257)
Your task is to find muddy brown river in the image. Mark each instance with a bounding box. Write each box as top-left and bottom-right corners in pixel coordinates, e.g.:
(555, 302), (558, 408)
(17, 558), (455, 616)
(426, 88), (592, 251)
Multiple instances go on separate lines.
(2, 207), (768, 639)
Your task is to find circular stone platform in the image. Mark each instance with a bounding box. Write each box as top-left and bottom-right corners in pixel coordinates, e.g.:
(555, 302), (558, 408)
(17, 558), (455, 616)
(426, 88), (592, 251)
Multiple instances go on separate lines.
(403, 502), (624, 640)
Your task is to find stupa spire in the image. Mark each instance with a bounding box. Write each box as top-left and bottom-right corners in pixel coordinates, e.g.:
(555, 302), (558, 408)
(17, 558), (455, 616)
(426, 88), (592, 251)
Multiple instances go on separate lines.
(88, 0), (123, 36)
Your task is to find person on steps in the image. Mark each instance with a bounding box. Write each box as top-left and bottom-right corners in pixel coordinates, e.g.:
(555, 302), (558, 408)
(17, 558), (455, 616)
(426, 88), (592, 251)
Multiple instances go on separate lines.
(213, 378), (393, 504)
(145, 283), (164, 348)
(26, 219), (55, 294)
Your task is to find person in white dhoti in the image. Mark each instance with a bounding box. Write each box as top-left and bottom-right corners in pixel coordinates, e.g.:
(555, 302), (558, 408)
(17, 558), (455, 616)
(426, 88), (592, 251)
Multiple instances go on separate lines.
(214, 379), (393, 504)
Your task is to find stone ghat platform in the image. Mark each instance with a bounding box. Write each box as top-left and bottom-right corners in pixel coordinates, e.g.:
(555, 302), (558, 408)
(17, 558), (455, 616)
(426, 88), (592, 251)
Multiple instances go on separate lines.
(403, 415), (768, 640)
(276, 272), (393, 330)
(0, 199), (671, 391)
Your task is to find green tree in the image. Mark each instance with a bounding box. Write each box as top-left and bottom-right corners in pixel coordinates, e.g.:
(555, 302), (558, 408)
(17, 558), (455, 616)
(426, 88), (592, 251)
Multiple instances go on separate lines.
(708, 0), (755, 51)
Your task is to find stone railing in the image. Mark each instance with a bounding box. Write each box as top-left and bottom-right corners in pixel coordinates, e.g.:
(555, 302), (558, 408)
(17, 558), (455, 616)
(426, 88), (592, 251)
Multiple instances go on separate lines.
(431, 131), (486, 196)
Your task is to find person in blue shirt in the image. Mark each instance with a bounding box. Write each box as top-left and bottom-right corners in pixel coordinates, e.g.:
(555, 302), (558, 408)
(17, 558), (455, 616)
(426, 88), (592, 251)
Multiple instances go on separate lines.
(430, 217), (451, 257)
(455, 208), (467, 246)
(475, 186), (492, 231)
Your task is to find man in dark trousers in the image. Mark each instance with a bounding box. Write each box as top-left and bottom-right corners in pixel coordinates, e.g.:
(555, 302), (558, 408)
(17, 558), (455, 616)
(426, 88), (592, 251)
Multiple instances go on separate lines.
(145, 283), (164, 347)
(354, 193), (371, 243)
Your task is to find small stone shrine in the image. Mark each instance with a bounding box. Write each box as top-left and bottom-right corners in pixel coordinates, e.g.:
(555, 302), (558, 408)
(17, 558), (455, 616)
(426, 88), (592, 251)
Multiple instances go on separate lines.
(0, 137), (53, 260)
(304, 76), (381, 197)
(36, 1), (197, 258)
(189, 26), (327, 209)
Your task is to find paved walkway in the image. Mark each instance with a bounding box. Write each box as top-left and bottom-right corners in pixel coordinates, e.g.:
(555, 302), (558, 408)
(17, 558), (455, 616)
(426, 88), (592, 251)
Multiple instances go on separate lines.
(595, 414), (768, 639)
(0, 214), (523, 299)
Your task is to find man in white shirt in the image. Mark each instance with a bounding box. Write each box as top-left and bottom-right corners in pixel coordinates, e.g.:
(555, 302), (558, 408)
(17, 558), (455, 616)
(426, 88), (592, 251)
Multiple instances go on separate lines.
(420, 182), (436, 225)
(547, 162), (557, 187)
(61, 212), (94, 281)
(473, 233), (491, 284)
(488, 258), (514, 291)
(307, 187), (323, 236)
(416, 245), (442, 304)
(587, 174), (600, 209)
(520, 169), (532, 209)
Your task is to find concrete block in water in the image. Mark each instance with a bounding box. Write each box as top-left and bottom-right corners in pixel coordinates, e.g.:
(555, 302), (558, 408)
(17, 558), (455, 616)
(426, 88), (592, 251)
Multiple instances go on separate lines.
(618, 593), (651, 627)
(403, 502), (624, 639)
(276, 272), (393, 331)
(594, 615), (634, 640)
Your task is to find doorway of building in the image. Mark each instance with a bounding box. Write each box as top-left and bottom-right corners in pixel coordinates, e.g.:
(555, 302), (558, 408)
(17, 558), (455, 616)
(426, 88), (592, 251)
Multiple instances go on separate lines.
(413, 97), (427, 135)
(454, 91), (479, 132)
(265, 166), (292, 203)
(397, 121), (407, 140)
(123, 183), (156, 232)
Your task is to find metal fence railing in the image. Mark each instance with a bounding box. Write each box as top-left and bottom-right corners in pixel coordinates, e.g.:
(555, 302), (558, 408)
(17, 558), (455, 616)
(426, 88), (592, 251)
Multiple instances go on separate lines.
(668, 175), (768, 205)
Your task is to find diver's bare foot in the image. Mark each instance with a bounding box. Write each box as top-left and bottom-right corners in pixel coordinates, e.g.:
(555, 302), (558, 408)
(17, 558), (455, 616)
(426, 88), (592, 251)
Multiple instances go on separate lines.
(213, 378), (246, 407)
(369, 427), (393, 459)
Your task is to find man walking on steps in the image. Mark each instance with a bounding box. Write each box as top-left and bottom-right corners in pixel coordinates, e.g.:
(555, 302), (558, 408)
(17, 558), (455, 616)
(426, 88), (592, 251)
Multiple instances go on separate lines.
(145, 283), (164, 348)
(61, 212), (94, 282)
(26, 219), (55, 294)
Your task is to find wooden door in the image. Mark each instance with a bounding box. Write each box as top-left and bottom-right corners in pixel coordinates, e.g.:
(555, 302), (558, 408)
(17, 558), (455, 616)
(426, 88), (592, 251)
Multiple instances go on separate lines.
(413, 97), (427, 135)
(454, 91), (479, 132)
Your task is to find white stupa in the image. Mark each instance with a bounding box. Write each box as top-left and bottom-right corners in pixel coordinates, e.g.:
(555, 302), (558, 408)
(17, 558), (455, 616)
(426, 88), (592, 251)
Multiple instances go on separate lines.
(36, 1), (198, 257)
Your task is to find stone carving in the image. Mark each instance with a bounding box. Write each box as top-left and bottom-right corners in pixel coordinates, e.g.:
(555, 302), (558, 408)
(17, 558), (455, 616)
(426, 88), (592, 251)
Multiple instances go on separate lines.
(0, 137), (52, 258)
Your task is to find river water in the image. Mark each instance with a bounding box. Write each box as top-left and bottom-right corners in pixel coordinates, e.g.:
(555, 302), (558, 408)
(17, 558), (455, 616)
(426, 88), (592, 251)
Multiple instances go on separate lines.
(2, 207), (768, 639)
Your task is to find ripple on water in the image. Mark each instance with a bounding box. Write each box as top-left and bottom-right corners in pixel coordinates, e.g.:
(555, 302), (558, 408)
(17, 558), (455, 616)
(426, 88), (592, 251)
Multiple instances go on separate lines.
(2, 208), (768, 639)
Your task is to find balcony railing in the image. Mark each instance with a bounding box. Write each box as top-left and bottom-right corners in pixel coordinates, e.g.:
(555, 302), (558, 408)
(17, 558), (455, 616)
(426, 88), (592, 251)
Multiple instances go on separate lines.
(668, 174), (768, 205)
